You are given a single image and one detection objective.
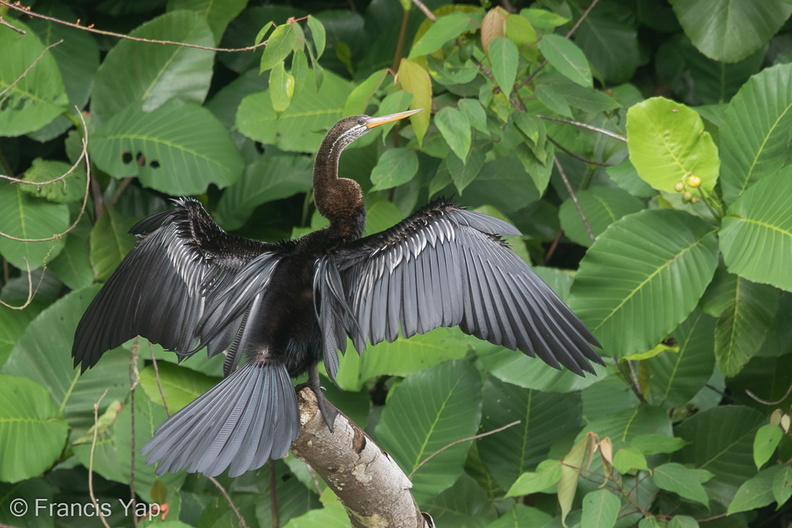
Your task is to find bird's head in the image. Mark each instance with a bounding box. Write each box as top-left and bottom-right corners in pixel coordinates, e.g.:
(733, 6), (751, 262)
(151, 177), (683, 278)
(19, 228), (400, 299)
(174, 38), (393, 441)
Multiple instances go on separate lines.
(322, 109), (423, 155)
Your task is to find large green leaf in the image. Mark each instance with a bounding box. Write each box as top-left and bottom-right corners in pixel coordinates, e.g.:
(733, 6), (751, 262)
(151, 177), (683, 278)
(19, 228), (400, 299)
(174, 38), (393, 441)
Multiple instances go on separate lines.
(91, 101), (244, 195)
(652, 463), (713, 507)
(334, 328), (470, 392)
(168, 0), (247, 42)
(581, 489), (621, 528)
(488, 38), (519, 98)
(670, 0), (792, 63)
(575, 4), (640, 84)
(91, 10), (215, 123)
(719, 170), (792, 292)
(478, 377), (583, 490)
(369, 148), (419, 191)
(237, 70), (351, 153)
(216, 153), (313, 230)
(49, 225), (94, 290)
(727, 464), (788, 515)
(675, 406), (765, 504)
(397, 59), (432, 145)
(0, 375), (69, 483)
(558, 186), (645, 247)
(0, 182), (69, 270)
(719, 63), (792, 204)
(627, 97), (719, 195)
(375, 360), (482, 503)
(139, 362), (220, 413)
(582, 406), (672, 448)
(424, 473), (496, 527)
(20, 159), (87, 203)
(89, 208), (136, 282)
(0, 18), (67, 137)
(646, 308), (716, 409)
(713, 275), (779, 377)
(568, 209), (719, 358)
(408, 11), (478, 58)
(0, 304), (43, 368)
(2, 286), (131, 438)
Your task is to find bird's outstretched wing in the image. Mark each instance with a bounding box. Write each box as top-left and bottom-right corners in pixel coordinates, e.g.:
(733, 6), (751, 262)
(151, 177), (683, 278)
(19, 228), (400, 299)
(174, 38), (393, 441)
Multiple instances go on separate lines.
(315, 199), (602, 379)
(72, 197), (283, 372)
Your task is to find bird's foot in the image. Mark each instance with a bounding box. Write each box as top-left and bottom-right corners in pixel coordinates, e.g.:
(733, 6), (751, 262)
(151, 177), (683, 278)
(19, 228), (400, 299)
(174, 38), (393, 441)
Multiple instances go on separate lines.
(296, 368), (339, 432)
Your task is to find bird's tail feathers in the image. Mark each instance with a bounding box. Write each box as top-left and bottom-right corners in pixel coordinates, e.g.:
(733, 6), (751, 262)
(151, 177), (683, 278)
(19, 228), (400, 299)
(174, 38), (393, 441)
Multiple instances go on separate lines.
(141, 359), (299, 477)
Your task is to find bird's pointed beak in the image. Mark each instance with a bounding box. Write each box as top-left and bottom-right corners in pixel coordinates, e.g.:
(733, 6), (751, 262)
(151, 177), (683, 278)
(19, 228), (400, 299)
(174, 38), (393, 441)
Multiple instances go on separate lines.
(365, 108), (423, 129)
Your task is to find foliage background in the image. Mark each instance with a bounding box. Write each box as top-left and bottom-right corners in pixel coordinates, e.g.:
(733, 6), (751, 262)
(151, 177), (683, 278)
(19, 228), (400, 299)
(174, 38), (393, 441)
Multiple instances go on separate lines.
(0, 0), (791, 527)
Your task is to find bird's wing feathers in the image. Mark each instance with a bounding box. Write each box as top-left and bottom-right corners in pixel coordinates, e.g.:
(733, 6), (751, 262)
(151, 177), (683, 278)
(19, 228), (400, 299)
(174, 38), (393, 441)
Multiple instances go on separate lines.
(316, 201), (602, 378)
(72, 197), (282, 371)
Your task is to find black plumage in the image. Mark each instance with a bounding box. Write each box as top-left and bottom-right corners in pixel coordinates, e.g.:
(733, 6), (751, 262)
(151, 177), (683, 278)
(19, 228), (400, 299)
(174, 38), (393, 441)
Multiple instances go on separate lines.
(72, 110), (602, 478)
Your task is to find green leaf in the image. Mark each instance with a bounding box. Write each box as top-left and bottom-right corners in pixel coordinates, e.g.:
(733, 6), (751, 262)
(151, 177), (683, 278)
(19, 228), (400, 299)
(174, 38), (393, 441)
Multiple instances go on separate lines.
(652, 463), (713, 506)
(753, 424), (783, 470)
(435, 107), (471, 161)
(343, 69), (388, 115)
(0, 18), (67, 137)
(558, 187), (645, 247)
(91, 100), (244, 195)
(488, 38), (519, 97)
(0, 182), (69, 270)
(581, 489), (621, 528)
(397, 59), (432, 144)
(584, 406), (672, 448)
(20, 159), (86, 203)
(216, 153), (313, 230)
(0, 305), (43, 369)
(2, 286), (131, 438)
(260, 23), (296, 72)
(539, 34), (592, 88)
(675, 406), (765, 499)
(168, 0), (247, 42)
(773, 465), (792, 507)
(727, 464), (787, 514)
(140, 362), (220, 413)
(719, 63), (792, 203)
(408, 12), (477, 58)
(613, 447), (648, 474)
(334, 328), (470, 392)
(719, 170), (792, 292)
(668, 516), (700, 528)
(505, 460), (563, 496)
(486, 504), (553, 528)
(375, 360), (482, 503)
(91, 11), (214, 122)
(568, 209), (719, 358)
(307, 16), (326, 60)
(448, 149), (485, 195)
(425, 473), (496, 526)
(670, 0), (792, 63)
(626, 97), (719, 195)
(89, 208), (135, 282)
(0, 375), (68, 482)
(646, 308), (716, 409)
(369, 148), (419, 191)
(459, 99), (489, 135)
(714, 275), (779, 376)
(479, 377), (582, 490)
(49, 226), (94, 291)
(269, 61), (295, 113)
(630, 434), (687, 455)
(237, 69), (351, 152)
(575, 5), (641, 84)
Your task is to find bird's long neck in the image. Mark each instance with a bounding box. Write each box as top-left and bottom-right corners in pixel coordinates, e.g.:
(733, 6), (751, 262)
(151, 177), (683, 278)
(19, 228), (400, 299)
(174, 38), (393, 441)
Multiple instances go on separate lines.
(313, 134), (365, 240)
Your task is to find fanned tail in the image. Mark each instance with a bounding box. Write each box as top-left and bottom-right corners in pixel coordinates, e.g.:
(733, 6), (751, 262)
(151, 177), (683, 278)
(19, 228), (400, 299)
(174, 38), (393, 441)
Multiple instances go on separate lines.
(141, 360), (299, 477)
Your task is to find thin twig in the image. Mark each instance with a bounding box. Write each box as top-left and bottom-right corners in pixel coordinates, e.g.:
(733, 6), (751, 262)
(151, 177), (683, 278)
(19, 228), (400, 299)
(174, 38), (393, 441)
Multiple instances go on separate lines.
(0, 39), (62, 99)
(129, 337), (140, 528)
(412, 0), (437, 21)
(565, 0), (602, 39)
(548, 135), (614, 167)
(745, 383), (792, 406)
(0, 15), (26, 34)
(0, 1), (269, 53)
(108, 177), (135, 210)
(89, 389), (112, 528)
(148, 346), (170, 416)
(409, 420), (520, 479)
(539, 115), (626, 142)
(208, 477), (251, 528)
(544, 229), (564, 263)
(553, 156), (595, 244)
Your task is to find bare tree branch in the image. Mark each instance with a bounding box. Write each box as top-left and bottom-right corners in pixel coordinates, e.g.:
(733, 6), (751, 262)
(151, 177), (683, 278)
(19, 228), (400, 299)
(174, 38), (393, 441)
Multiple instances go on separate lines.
(291, 388), (432, 528)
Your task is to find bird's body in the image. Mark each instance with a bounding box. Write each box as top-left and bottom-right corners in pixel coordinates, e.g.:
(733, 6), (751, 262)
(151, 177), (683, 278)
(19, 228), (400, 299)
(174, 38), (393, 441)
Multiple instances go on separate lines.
(72, 110), (602, 478)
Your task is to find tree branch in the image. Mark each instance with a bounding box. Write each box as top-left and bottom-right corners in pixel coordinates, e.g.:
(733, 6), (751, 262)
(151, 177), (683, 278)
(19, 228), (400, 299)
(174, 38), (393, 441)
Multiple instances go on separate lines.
(291, 388), (433, 528)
